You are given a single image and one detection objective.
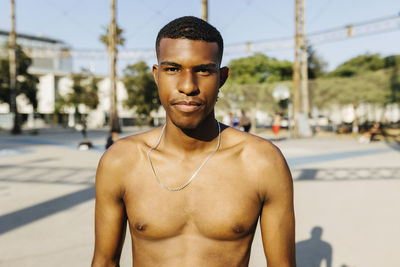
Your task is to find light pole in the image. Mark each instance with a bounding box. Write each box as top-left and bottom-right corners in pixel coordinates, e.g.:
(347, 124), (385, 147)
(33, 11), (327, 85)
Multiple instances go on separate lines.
(109, 0), (120, 134)
(202, 0), (208, 21)
(9, 0), (20, 134)
(294, 0), (311, 137)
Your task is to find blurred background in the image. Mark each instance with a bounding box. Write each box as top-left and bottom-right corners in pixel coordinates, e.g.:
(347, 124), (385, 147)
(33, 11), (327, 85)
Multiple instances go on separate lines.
(0, 0), (399, 136)
(0, 1), (399, 267)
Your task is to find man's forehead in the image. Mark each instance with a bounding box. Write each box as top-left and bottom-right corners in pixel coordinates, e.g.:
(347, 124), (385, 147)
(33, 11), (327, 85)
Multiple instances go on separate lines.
(159, 37), (218, 47)
(158, 38), (219, 62)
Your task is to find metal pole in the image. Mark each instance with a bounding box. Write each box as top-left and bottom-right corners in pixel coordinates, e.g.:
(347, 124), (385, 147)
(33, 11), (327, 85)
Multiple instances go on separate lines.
(292, 0), (301, 138)
(202, 0), (208, 21)
(300, 0), (309, 116)
(9, 0), (20, 134)
(293, 0), (311, 137)
(109, 0), (119, 133)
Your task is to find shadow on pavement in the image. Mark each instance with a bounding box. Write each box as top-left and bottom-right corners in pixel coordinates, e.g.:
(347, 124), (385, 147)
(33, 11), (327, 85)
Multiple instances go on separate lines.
(0, 161), (95, 185)
(293, 167), (400, 181)
(287, 147), (392, 167)
(0, 159), (97, 235)
(296, 226), (332, 267)
(383, 138), (400, 152)
(0, 186), (94, 235)
(382, 127), (400, 152)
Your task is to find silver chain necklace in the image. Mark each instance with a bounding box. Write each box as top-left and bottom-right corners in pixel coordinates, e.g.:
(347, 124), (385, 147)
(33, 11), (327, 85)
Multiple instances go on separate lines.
(146, 121), (221, 191)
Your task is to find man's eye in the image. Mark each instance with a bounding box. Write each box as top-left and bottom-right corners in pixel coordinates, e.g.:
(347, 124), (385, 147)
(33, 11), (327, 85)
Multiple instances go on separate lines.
(197, 69), (211, 75)
(164, 67), (179, 72)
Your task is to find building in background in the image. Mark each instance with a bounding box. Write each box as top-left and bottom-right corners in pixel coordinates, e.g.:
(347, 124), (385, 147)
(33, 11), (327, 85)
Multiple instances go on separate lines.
(0, 30), (166, 130)
(0, 29), (73, 74)
(0, 30), (74, 128)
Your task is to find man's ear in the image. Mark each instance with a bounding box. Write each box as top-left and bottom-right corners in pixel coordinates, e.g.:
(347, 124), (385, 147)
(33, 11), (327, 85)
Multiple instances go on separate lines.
(152, 64), (159, 86)
(219, 66), (230, 88)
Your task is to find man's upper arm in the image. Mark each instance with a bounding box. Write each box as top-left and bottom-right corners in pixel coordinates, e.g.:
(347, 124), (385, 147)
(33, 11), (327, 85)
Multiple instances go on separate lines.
(92, 150), (128, 266)
(259, 146), (295, 267)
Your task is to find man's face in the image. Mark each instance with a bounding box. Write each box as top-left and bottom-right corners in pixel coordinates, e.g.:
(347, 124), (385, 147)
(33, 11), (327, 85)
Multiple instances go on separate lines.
(153, 38), (228, 130)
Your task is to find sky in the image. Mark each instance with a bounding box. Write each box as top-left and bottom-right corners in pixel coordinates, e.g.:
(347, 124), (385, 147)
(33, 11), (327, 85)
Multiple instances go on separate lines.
(1, 0), (399, 75)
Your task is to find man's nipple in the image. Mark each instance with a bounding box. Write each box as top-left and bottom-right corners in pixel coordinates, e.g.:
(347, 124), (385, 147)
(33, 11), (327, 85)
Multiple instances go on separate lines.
(232, 224), (245, 234)
(135, 222), (147, 231)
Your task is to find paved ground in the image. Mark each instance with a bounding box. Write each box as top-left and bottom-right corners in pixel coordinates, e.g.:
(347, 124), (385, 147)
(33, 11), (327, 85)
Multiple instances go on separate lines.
(0, 127), (399, 267)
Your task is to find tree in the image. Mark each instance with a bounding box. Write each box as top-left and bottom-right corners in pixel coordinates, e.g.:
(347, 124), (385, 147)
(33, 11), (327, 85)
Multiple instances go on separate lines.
(383, 55), (400, 68)
(388, 65), (400, 105)
(311, 69), (390, 109)
(100, 23), (125, 132)
(309, 67), (396, 132)
(216, 80), (292, 115)
(58, 71), (100, 123)
(100, 25), (125, 48)
(228, 53), (293, 84)
(329, 53), (385, 77)
(0, 44), (38, 114)
(307, 46), (327, 79)
(122, 61), (160, 124)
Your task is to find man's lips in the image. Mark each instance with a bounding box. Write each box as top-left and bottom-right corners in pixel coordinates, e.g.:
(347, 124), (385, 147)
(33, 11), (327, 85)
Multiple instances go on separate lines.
(170, 100), (203, 112)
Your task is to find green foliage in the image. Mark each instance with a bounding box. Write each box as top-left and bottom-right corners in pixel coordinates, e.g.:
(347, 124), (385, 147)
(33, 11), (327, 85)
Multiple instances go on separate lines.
(0, 43), (38, 109)
(307, 46), (327, 79)
(122, 61), (160, 118)
(100, 25), (125, 48)
(389, 65), (400, 104)
(228, 53), (293, 84)
(216, 81), (292, 113)
(218, 66), (399, 114)
(384, 55), (400, 68)
(218, 52), (400, 115)
(310, 67), (399, 109)
(312, 53), (400, 108)
(329, 53), (385, 77)
(59, 71), (100, 113)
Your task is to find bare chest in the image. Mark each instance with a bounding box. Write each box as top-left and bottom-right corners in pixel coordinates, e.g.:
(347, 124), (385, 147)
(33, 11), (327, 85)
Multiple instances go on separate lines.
(123, 164), (262, 241)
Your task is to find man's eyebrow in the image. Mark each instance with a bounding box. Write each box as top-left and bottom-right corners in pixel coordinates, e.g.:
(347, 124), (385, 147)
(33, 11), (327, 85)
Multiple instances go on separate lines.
(195, 63), (218, 69)
(160, 62), (218, 69)
(160, 61), (181, 67)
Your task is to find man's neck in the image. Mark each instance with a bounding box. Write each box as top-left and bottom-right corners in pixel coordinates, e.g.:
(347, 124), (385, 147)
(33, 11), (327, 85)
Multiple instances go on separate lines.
(162, 116), (220, 154)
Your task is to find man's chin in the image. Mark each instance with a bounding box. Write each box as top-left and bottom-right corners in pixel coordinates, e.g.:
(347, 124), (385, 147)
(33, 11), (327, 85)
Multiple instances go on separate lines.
(168, 116), (202, 131)
(171, 121), (198, 131)
(167, 109), (215, 131)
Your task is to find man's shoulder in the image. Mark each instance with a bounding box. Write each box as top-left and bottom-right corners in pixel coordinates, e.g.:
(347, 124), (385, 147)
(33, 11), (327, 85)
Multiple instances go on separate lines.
(222, 126), (289, 177)
(222, 126), (282, 160)
(99, 127), (163, 170)
(221, 127), (291, 196)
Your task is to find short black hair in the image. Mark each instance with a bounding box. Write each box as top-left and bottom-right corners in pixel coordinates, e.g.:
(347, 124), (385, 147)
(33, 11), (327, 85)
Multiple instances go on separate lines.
(156, 16), (224, 63)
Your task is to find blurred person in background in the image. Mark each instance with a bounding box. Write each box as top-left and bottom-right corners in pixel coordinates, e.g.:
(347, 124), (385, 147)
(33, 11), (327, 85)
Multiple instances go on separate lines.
(239, 109), (251, 132)
(105, 130), (118, 149)
(222, 111), (233, 126)
(272, 112), (282, 141)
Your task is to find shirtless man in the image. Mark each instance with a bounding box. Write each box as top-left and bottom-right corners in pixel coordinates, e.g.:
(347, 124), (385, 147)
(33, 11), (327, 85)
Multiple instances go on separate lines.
(91, 16), (295, 267)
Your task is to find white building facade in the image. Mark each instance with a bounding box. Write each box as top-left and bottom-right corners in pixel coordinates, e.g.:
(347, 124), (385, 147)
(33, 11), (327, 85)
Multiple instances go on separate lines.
(0, 30), (165, 130)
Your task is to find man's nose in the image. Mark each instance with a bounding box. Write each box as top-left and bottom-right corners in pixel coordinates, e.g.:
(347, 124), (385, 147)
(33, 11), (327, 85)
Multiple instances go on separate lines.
(178, 70), (199, 96)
